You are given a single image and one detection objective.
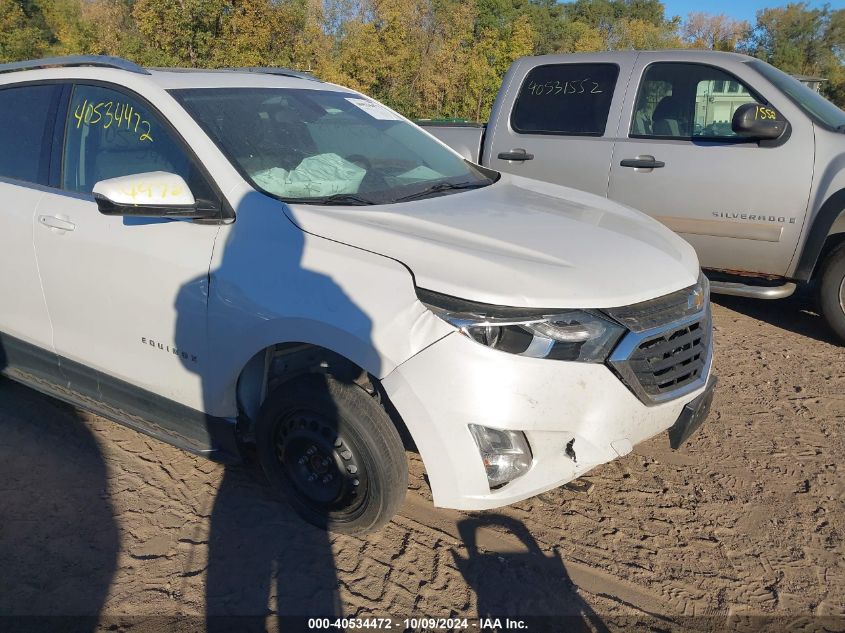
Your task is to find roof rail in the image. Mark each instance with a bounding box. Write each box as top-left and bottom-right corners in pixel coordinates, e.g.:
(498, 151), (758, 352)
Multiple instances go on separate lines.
(148, 66), (320, 81)
(0, 55), (150, 76)
(231, 67), (320, 81)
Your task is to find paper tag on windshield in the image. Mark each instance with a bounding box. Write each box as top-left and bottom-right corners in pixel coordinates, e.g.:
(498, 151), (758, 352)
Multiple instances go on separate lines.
(345, 98), (404, 121)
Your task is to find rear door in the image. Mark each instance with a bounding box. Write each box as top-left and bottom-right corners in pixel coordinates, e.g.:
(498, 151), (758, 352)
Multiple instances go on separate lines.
(0, 82), (63, 381)
(484, 56), (633, 196)
(608, 55), (814, 275)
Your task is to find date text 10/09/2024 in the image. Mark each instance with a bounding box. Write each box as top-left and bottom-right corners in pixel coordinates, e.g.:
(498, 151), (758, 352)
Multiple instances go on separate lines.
(307, 618), (529, 630)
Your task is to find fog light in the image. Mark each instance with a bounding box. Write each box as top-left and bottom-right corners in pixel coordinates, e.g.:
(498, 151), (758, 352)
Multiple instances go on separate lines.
(468, 424), (532, 488)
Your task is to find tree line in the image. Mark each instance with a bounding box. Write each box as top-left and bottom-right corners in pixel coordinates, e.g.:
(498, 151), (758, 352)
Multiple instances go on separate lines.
(1, 0), (843, 120)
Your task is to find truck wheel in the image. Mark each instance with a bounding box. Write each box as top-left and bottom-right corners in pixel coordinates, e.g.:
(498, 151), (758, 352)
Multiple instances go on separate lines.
(819, 242), (845, 344)
(254, 373), (408, 534)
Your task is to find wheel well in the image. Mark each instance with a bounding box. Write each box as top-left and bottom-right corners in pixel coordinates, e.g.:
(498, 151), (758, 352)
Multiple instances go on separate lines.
(793, 190), (845, 281)
(816, 232), (845, 278)
(234, 343), (414, 449)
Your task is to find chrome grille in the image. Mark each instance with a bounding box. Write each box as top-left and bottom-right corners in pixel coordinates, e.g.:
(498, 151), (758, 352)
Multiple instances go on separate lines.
(605, 283), (705, 332)
(606, 277), (713, 406)
(626, 316), (710, 396)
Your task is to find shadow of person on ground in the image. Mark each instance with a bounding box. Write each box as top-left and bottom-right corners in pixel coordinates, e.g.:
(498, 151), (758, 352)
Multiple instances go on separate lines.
(0, 355), (119, 632)
(453, 515), (608, 633)
(204, 457), (343, 631)
(173, 189), (376, 628)
(712, 285), (839, 346)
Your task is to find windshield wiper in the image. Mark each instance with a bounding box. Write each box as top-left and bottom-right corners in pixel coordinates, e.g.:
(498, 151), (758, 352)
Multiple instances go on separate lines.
(283, 193), (376, 206)
(392, 180), (493, 203)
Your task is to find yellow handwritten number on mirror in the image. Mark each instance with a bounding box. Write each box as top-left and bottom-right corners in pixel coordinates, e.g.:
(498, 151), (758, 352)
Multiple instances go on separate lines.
(754, 105), (778, 121)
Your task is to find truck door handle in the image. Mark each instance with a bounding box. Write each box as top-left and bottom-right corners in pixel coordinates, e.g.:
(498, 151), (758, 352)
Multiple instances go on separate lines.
(497, 149), (534, 161)
(620, 157), (665, 169)
(38, 215), (76, 232)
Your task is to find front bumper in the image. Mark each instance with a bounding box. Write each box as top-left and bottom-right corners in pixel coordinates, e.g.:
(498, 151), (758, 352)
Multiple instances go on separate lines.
(668, 375), (716, 449)
(382, 332), (714, 510)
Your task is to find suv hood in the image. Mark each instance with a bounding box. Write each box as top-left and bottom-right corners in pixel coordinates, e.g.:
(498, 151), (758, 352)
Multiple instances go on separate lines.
(283, 173), (699, 308)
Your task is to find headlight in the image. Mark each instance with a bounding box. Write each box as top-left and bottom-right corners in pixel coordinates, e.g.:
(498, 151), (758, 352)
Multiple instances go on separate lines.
(418, 289), (625, 362)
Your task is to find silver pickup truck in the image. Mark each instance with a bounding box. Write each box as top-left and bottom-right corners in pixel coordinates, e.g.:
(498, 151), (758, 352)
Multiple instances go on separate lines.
(420, 50), (845, 342)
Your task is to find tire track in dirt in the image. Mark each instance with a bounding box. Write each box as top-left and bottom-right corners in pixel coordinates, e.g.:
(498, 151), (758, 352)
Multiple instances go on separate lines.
(397, 493), (679, 618)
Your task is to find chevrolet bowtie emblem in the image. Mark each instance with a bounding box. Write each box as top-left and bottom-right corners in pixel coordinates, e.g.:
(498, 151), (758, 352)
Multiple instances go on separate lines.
(688, 287), (704, 311)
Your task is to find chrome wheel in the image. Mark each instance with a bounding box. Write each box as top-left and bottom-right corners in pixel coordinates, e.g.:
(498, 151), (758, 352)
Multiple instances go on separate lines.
(839, 275), (845, 315)
(817, 243), (845, 344)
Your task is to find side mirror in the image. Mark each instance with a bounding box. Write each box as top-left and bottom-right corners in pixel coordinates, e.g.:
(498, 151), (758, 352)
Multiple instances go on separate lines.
(92, 171), (218, 220)
(731, 103), (788, 140)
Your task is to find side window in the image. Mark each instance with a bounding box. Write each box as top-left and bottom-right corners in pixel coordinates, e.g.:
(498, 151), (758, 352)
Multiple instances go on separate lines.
(62, 85), (214, 200)
(632, 64), (762, 140)
(0, 84), (60, 185)
(511, 63), (620, 136)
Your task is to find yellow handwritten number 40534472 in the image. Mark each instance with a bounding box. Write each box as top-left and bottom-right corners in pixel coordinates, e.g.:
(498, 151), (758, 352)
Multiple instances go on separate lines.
(73, 99), (154, 143)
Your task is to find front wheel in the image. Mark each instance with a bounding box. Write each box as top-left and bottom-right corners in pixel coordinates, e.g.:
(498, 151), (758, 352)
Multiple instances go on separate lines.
(255, 374), (408, 534)
(818, 242), (845, 344)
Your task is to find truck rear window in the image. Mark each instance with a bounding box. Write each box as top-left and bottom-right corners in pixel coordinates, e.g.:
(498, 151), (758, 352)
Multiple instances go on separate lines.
(511, 63), (619, 136)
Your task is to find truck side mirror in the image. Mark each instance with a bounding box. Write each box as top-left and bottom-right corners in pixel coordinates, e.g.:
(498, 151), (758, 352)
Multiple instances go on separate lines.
(93, 171), (219, 220)
(731, 103), (787, 140)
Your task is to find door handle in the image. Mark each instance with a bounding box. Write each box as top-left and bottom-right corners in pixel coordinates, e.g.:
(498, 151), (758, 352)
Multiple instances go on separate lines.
(620, 157), (665, 169)
(38, 215), (76, 232)
(497, 149), (534, 161)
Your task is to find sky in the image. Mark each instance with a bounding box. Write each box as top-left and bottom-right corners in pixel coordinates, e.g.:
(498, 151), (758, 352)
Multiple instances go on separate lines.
(661, 0), (840, 24)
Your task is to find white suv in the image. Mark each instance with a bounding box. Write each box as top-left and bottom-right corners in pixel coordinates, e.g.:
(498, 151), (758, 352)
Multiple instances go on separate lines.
(0, 56), (715, 533)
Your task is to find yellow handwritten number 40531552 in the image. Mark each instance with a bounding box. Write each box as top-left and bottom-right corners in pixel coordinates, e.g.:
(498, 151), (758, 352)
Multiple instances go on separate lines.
(73, 99), (154, 143)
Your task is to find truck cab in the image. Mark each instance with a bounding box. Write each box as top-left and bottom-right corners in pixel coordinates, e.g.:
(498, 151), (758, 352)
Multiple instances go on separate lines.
(421, 50), (845, 342)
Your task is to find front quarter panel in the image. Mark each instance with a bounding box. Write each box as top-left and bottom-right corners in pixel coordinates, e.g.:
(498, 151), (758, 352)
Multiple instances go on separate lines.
(201, 183), (451, 417)
(790, 129), (845, 279)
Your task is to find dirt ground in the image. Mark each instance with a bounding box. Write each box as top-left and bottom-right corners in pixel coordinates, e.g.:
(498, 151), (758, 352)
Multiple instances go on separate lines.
(1, 291), (843, 632)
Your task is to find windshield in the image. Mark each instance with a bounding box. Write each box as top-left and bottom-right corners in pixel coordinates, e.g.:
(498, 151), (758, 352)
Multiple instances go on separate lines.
(171, 88), (495, 204)
(747, 59), (845, 131)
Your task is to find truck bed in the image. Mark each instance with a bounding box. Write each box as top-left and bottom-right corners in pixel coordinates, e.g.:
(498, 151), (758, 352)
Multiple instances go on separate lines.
(416, 121), (485, 163)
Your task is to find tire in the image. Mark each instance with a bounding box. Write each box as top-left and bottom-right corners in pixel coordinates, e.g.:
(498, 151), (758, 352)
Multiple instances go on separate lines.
(818, 242), (845, 344)
(254, 373), (408, 534)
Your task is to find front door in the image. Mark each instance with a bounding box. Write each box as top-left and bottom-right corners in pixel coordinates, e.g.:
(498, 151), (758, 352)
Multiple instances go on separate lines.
(33, 82), (222, 446)
(608, 57), (814, 275)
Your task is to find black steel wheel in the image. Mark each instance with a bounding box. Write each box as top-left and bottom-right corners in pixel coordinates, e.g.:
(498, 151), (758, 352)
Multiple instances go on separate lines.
(255, 373), (407, 534)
